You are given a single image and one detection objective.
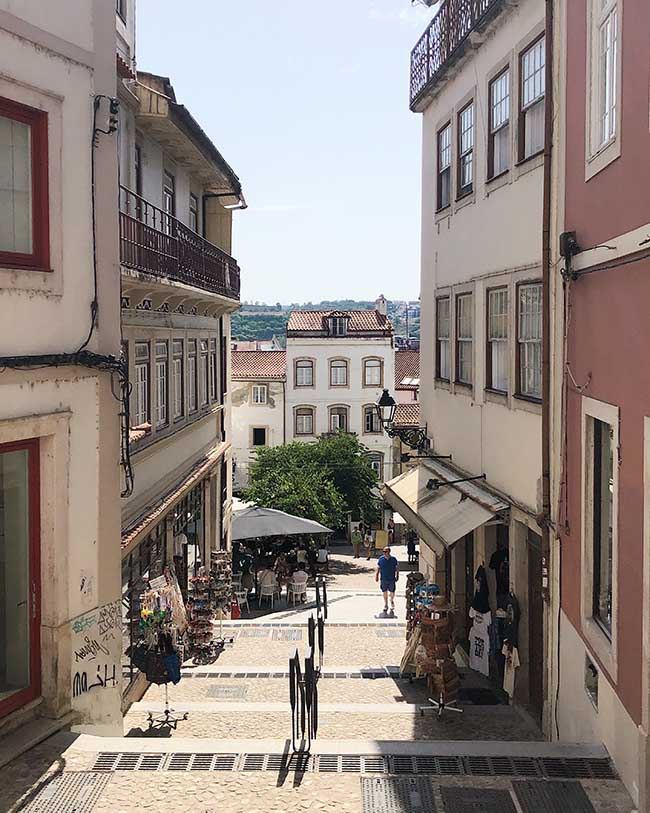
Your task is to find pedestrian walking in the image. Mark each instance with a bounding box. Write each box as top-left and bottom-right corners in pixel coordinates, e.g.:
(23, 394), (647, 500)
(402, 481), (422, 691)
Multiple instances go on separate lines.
(363, 530), (373, 560)
(387, 517), (395, 546)
(376, 546), (399, 617)
(351, 526), (362, 558)
(407, 529), (417, 564)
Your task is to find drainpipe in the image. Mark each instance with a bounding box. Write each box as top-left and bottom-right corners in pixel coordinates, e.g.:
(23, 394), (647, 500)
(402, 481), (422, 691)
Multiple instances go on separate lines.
(282, 379), (287, 444)
(541, 0), (554, 635)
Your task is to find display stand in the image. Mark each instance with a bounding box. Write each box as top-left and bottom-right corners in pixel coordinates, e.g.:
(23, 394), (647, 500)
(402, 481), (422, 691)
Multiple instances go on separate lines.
(147, 683), (189, 730)
(212, 550), (235, 649)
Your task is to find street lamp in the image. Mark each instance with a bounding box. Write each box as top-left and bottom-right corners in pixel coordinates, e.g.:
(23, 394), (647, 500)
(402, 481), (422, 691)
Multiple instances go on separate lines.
(375, 388), (430, 453)
(376, 389), (397, 429)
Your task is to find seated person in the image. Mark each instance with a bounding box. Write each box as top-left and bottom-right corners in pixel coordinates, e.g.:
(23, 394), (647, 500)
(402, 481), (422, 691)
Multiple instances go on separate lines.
(317, 546), (329, 565)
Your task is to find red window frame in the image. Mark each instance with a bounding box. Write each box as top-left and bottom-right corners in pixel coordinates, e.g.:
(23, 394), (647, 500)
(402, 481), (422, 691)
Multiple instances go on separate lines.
(0, 97), (50, 272)
(0, 438), (41, 719)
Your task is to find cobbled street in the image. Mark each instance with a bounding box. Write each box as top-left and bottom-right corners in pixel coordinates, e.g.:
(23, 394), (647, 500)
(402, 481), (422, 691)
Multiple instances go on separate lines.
(0, 546), (635, 812)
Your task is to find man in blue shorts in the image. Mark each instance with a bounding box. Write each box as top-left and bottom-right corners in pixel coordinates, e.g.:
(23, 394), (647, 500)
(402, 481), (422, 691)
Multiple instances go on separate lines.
(375, 546), (399, 617)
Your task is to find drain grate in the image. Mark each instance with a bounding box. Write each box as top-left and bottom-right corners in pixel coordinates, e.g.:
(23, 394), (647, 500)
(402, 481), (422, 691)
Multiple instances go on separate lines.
(272, 629), (303, 641)
(207, 685), (248, 699)
(242, 753), (311, 772)
(22, 772), (111, 813)
(539, 757), (617, 780)
(462, 755), (541, 777)
(362, 777), (437, 812)
(238, 628), (270, 638)
(513, 780), (595, 813)
(440, 786), (516, 812)
(375, 629), (405, 638)
(314, 755), (388, 774)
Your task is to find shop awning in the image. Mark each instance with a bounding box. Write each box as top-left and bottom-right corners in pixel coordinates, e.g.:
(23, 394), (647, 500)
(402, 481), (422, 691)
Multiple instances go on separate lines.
(381, 462), (508, 557)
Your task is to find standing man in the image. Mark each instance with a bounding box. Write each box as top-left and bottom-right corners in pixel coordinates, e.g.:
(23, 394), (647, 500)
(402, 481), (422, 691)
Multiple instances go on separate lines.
(351, 526), (362, 558)
(375, 546), (399, 617)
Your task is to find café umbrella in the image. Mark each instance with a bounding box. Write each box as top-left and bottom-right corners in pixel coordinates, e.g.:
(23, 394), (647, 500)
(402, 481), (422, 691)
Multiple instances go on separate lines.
(231, 506), (332, 541)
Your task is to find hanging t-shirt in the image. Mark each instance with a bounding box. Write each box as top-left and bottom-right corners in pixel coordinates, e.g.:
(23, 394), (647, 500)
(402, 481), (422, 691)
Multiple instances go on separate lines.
(468, 608), (491, 677)
(502, 644), (520, 698)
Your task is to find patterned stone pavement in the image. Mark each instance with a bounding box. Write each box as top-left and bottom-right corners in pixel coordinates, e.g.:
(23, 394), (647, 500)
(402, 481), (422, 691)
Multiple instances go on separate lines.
(0, 543), (637, 812)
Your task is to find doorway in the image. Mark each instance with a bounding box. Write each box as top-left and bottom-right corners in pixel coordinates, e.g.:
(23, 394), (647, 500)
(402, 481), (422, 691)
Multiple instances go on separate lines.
(0, 439), (41, 718)
(527, 529), (544, 722)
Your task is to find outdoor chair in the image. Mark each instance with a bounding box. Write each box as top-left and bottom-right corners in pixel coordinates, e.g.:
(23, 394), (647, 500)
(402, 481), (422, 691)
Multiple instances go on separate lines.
(258, 573), (281, 609)
(287, 571), (309, 606)
(235, 589), (250, 615)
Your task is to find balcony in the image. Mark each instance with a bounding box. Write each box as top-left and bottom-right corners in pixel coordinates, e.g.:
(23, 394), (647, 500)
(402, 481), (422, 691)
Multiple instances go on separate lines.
(119, 186), (240, 301)
(409, 0), (504, 111)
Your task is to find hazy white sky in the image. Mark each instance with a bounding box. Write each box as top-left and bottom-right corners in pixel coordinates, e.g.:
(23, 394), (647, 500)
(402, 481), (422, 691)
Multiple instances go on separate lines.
(137, 0), (436, 304)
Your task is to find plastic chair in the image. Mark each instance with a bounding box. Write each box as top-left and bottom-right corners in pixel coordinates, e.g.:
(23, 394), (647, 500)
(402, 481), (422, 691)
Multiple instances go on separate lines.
(258, 574), (280, 609)
(235, 590), (249, 614)
(287, 571), (309, 606)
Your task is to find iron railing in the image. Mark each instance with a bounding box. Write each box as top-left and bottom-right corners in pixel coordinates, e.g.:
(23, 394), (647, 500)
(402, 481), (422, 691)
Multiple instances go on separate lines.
(409, 0), (502, 109)
(119, 186), (241, 301)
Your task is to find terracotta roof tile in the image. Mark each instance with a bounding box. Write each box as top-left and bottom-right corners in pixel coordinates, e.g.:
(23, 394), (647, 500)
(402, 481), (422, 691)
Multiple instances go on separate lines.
(395, 351), (420, 389)
(232, 350), (286, 380)
(287, 310), (392, 335)
(394, 403), (420, 427)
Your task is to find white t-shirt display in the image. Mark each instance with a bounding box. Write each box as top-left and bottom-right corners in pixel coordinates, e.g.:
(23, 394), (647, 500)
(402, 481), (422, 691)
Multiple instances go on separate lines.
(502, 644), (520, 697)
(468, 608), (491, 677)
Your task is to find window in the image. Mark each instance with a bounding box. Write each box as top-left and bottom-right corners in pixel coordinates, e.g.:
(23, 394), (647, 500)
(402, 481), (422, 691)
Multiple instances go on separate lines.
(189, 193), (199, 233)
(436, 298), (451, 380)
(329, 316), (348, 336)
(188, 339), (197, 413)
(517, 283), (542, 398)
(455, 294), (473, 385)
(116, 0), (126, 20)
(590, 417), (614, 635)
(134, 342), (150, 425)
(363, 358), (382, 387)
(364, 406), (381, 434)
(0, 97), (49, 271)
(155, 341), (168, 428)
(597, 0), (618, 146)
(252, 427), (267, 447)
(200, 339), (209, 406)
(369, 453), (383, 479)
(162, 171), (175, 235)
(436, 297), (451, 380)
(457, 102), (474, 196)
(209, 338), (218, 401)
(172, 339), (184, 420)
(252, 384), (267, 404)
(295, 359), (313, 387)
(330, 359), (348, 387)
(437, 122), (452, 210)
(295, 407), (314, 436)
(519, 36), (545, 160)
(329, 406), (348, 433)
(488, 69), (510, 178)
(487, 288), (508, 392)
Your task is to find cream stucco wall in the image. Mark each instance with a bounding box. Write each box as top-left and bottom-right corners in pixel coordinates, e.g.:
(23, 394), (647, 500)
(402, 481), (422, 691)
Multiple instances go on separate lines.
(285, 335), (394, 482)
(232, 379), (285, 489)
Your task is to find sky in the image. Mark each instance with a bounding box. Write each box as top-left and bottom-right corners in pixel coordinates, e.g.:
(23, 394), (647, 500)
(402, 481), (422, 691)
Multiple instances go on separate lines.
(136, 0), (437, 305)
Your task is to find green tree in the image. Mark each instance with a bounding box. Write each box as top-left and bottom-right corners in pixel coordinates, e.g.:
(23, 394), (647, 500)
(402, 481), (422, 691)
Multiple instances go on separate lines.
(244, 443), (345, 529)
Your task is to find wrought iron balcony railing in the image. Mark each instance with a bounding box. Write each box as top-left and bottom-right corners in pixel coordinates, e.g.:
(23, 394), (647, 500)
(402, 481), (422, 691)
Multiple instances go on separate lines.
(410, 0), (503, 111)
(119, 186), (241, 301)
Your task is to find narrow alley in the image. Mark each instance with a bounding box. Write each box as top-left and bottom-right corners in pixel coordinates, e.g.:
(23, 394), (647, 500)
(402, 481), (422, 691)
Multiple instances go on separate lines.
(0, 544), (633, 812)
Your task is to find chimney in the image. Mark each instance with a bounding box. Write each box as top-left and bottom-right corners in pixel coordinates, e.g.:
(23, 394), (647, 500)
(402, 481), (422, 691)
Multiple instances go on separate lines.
(375, 294), (388, 317)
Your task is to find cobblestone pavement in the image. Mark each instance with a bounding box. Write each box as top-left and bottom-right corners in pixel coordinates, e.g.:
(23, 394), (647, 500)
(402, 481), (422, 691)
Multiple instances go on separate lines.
(0, 544), (636, 812)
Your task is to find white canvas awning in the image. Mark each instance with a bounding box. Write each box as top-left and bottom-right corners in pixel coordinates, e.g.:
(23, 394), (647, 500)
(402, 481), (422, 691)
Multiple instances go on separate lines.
(381, 462), (508, 557)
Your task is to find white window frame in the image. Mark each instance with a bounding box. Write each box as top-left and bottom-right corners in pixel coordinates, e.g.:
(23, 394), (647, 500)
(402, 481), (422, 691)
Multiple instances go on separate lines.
(295, 407), (314, 436)
(188, 340), (197, 413)
(436, 297), (451, 381)
(172, 339), (184, 420)
(369, 454), (383, 479)
(252, 384), (268, 404)
(364, 406), (381, 434)
(457, 102), (474, 195)
(519, 35), (546, 160)
(437, 122), (452, 210)
(363, 358), (382, 387)
(517, 283), (542, 399)
(329, 406), (349, 433)
(455, 293), (473, 386)
(209, 338), (217, 401)
(200, 339), (209, 407)
(154, 340), (168, 428)
(581, 396), (619, 680)
(329, 317), (348, 336)
(585, 0), (622, 179)
(489, 68), (510, 178)
(295, 359), (314, 388)
(329, 358), (348, 387)
(133, 342), (149, 426)
(487, 288), (508, 393)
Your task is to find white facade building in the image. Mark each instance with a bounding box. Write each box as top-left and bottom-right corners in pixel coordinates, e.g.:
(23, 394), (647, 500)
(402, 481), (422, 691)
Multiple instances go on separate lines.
(384, 0), (549, 728)
(284, 298), (394, 483)
(0, 1), (123, 733)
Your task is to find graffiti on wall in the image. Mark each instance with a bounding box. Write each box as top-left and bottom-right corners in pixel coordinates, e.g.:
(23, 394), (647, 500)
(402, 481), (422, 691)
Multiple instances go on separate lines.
(70, 600), (121, 703)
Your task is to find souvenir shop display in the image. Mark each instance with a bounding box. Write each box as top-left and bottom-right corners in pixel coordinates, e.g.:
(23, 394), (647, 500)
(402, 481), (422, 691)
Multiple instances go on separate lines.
(129, 565), (188, 729)
(185, 552), (235, 662)
(405, 572), (426, 640)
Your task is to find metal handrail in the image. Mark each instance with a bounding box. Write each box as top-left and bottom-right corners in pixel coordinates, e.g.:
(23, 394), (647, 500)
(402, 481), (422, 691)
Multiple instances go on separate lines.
(119, 185), (241, 300)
